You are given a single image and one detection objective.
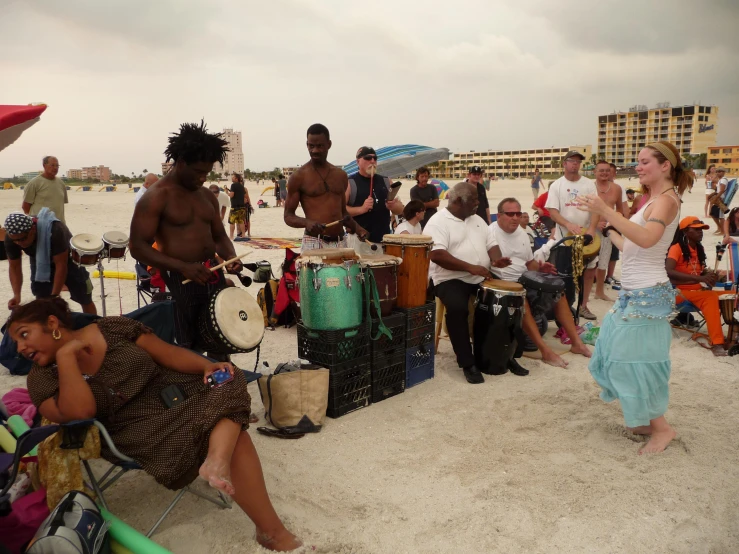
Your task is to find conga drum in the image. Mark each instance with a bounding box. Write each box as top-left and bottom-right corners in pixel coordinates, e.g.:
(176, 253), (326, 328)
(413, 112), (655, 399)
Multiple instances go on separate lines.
(719, 294), (738, 342)
(297, 248), (363, 330)
(359, 254), (403, 317)
(197, 287), (264, 354)
(473, 279), (526, 375)
(382, 234), (433, 308)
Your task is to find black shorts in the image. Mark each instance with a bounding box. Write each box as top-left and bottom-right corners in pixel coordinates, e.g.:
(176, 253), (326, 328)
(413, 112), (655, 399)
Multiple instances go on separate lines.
(30, 258), (93, 305)
(610, 244), (620, 261)
(710, 205), (724, 219)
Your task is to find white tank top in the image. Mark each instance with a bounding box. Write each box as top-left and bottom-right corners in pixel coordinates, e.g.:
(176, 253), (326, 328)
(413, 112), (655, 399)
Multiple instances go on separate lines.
(620, 194), (680, 291)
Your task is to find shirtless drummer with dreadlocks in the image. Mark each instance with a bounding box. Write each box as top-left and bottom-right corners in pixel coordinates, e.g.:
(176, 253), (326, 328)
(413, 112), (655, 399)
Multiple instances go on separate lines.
(130, 120), (243, 355)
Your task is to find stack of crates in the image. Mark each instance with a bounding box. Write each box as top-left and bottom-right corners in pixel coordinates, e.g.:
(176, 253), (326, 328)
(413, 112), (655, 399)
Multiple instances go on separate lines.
(399, 301), (436, 387)
(297, 322), (371, 418)
(369, 312), (407, 403)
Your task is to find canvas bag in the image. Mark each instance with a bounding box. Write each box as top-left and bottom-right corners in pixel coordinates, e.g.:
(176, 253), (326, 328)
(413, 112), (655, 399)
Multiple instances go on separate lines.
(258, 364), (329, 432)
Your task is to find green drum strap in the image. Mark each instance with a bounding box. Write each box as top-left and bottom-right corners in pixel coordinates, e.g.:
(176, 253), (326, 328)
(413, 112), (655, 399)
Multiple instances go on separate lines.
(365, 268), (393, 341)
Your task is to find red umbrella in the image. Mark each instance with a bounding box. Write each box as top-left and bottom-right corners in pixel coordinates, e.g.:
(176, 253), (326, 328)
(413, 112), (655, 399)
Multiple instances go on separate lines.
(0, 104), (47, 153)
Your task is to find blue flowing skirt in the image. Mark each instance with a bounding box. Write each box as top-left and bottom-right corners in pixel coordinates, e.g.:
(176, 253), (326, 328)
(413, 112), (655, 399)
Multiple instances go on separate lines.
(588, 282), (675, 427)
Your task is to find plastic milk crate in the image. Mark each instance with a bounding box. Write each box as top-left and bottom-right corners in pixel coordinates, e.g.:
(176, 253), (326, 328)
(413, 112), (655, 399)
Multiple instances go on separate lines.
(370, 350), (406, 403)
(326, 355), (372, 418)
(405, 342), (435, 388)
(297, 321), (370, 367)
(399, 302), (435, 347)
(370, 312), (406, 360)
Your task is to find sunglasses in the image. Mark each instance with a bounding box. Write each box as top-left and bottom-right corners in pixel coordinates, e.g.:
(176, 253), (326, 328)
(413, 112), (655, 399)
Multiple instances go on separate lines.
(362, 155), (377, 161)
(499, 211), (523, 217)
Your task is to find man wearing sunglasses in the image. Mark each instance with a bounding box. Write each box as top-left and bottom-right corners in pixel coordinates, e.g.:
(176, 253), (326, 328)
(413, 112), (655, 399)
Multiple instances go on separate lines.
(4, 212), (96, 314)
(346, 146), (404, 251)
(489, 198), (592, 369)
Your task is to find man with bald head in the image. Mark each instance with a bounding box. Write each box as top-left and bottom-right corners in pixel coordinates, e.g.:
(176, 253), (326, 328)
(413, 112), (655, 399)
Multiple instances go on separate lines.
(22, 156), (68, 223)
(424, 182), (511, 384)
(135, 173), (159, 204)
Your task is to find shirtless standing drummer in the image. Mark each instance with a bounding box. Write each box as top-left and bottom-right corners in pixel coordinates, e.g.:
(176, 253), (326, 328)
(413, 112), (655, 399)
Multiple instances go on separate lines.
(130, 121), (243, 355)
(284, 123), (368, 251)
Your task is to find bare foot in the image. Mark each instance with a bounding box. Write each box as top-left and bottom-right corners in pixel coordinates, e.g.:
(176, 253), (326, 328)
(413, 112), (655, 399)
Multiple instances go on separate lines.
(711, 345), (728, 357)
(594, 294), (613, 302)
(256, 528), (303, 552)
(638, 426), (676, 454)
(569, 342), (592, 358)
(627, 425), (652, 435)
(199, 459), (236, 496)
(541, 350), (568, 368)
(249, 413), (259, 424)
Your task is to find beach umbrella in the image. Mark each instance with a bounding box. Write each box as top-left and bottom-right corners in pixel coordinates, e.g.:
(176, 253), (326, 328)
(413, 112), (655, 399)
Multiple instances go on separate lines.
(0, 104), (47, 153)
(343, 145), (450, 178)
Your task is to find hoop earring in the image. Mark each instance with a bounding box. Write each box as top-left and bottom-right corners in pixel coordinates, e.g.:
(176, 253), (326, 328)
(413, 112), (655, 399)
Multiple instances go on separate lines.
(52, 329), (61, 340)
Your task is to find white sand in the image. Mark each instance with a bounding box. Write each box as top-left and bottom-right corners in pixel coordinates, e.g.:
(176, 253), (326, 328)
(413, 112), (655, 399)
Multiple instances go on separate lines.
(1, 178), (738, 553)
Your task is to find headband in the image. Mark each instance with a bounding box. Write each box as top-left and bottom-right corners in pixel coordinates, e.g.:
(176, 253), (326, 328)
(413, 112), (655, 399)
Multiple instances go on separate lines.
(4, 213), (33, 235)
(646, 142), (678, 169)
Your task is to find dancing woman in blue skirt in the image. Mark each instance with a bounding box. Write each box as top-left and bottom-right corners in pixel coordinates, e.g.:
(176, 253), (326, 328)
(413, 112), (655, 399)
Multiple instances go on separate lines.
(575, 141), (693, 454)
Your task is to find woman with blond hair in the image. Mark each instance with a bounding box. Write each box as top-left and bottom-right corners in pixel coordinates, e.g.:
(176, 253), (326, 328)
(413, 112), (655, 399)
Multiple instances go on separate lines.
(576, 141), (691, 455)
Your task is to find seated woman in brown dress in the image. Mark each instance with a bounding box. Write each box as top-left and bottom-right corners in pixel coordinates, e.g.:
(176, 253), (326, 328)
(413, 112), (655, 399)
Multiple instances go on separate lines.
(7, 297), (301, 552)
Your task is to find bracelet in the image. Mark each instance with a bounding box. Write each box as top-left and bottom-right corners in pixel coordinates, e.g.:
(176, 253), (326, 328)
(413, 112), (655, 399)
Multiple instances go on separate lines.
(603, 225), (621, 237)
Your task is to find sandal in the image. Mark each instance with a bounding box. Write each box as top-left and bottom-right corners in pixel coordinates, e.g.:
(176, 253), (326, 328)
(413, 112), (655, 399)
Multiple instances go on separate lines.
(256, 427), (305, 440)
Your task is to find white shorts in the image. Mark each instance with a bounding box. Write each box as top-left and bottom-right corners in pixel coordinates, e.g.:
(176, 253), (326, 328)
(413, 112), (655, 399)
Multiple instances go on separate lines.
(706, 188), (715, 195)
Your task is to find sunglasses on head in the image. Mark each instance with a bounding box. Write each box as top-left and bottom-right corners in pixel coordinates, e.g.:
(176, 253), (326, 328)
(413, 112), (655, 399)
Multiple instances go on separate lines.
(499, 211), (523, 217)
(362, 155), (377, 161)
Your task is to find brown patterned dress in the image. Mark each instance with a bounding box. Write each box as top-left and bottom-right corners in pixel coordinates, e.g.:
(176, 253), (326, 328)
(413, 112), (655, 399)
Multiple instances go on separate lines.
(27, 317), (252, 490)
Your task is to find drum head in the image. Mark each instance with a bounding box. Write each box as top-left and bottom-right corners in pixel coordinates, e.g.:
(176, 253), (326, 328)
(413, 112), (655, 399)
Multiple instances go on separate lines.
(719, 294), (736, 300)
(359, 254), (402, 267)
(70, 233), (104, 253)
(481, 278), (524, 292)
(564, 232), (601, 257)
(103, 230), (129, 246)
(382, 234), (433, 245)
(213, 288), (264, 350)
(518, 270), (565, 293)
(298, 248), (358, 266)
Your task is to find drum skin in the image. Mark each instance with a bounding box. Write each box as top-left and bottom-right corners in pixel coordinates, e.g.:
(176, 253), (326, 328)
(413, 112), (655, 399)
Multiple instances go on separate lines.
(473, 285), (525, 375)
(383, 239), (432, 308)
(197, 288), (264, 354)
(298, 261), (363, 330)
(103, 230), (129, 259)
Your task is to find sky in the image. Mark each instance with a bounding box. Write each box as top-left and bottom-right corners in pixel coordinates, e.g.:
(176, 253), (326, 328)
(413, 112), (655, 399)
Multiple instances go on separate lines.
(2, 0), (738, 176)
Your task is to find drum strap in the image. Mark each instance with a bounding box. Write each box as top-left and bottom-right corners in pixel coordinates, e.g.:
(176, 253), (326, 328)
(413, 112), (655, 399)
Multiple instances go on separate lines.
(364, 269), (393, 341)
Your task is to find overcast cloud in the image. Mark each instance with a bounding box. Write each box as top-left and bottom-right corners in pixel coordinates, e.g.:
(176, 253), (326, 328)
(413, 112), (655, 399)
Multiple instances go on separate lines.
(1, 0), (737, 176)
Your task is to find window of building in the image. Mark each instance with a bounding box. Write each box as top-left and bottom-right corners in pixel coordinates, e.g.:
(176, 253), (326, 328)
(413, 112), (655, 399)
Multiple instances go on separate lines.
(722, 159), (732, 163)
(723, 148), (732, 153)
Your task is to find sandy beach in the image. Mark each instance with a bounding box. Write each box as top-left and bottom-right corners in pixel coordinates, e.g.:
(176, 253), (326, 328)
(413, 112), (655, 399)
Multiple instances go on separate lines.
(1, 178), (738, 554)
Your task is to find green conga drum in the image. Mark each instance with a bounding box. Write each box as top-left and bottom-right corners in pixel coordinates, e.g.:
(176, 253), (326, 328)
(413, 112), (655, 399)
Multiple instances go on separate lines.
(297, 248), (364, 330)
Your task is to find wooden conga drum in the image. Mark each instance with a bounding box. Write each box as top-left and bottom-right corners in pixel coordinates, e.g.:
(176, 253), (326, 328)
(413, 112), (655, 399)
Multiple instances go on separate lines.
(382, 234), (433, 308)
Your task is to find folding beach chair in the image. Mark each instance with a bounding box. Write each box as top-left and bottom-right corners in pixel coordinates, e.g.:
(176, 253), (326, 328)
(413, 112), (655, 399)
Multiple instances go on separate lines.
(670, 289), (709, 343)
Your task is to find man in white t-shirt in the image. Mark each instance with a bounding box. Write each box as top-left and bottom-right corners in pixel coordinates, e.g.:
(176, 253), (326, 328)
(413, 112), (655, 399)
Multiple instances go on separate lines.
(425, 182), (511, 384)
(490, 198), (592, 369)
(545, 150), (599, 321)
(134, 173), (159, 204)
(209, 184), (230, 221)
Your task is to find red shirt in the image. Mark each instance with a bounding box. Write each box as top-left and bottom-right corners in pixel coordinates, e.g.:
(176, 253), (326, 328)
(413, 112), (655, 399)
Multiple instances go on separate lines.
(533, 192), (550, 217)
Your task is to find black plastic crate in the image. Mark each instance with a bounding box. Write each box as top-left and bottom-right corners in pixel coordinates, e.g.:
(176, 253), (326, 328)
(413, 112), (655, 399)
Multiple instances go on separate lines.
(406, 342), (435, 388)
(406, 324), (434, 348)
(371, 351), (406, 403)
(370, 312), (406, 359)
(399, 302), (435, 335)
(298, 322), (370, 366)
(327, 356), (372, 418)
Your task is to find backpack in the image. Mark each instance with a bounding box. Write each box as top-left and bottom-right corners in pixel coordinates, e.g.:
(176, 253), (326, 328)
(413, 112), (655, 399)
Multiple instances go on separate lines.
(26, 490), (110, 554)
(257, 279), (280, 328)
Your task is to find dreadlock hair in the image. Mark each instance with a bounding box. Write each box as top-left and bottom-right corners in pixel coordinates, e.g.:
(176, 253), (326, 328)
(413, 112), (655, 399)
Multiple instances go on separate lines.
(164, 120), (229, 165)
(671, 227), (706, 266)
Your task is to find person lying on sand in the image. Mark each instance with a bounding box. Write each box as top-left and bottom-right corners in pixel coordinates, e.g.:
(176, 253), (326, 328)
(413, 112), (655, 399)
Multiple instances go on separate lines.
(10, 297), (302, 551)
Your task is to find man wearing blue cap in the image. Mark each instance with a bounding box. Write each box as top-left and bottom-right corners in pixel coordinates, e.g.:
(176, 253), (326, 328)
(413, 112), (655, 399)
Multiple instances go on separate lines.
(4, 212), (96, 313)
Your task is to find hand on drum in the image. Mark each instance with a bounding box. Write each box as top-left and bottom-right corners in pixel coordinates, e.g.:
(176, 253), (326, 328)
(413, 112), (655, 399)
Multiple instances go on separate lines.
(203, 362), (234, 384)
(180, 262), (215, 286)
(575, 194), (607, 216)
(538, 261), (557, 275)
(491, 257), (512, 269)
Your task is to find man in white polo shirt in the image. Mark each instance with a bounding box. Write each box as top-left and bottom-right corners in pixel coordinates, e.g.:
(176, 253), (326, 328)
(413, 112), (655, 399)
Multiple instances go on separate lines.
(545, 150), (599, 322)
(490, 198), (592, 369)
(424, 182), (511, 384)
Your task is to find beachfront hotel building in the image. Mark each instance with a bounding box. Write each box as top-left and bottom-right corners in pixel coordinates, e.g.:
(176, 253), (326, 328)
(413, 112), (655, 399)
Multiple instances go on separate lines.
(66, 169), (83, 179)
(598, 103), (718, 166)
(708, 145), (739, 176)
(427, 145), (592, 180)
(213, 128), (244, 176)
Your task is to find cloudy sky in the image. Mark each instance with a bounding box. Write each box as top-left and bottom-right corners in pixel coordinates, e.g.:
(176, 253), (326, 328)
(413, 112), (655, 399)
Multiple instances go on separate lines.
(2, 0), (738, 176)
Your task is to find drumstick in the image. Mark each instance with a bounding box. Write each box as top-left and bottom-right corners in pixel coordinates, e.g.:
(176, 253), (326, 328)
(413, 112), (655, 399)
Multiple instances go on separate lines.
(323, 216), (350, 228)
(359, 237), (380, 251)
(181, 252), (251, 284)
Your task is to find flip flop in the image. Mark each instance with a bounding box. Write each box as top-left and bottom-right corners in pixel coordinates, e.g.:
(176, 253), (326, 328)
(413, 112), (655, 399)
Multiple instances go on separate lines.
(256, 427), (305, 440)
